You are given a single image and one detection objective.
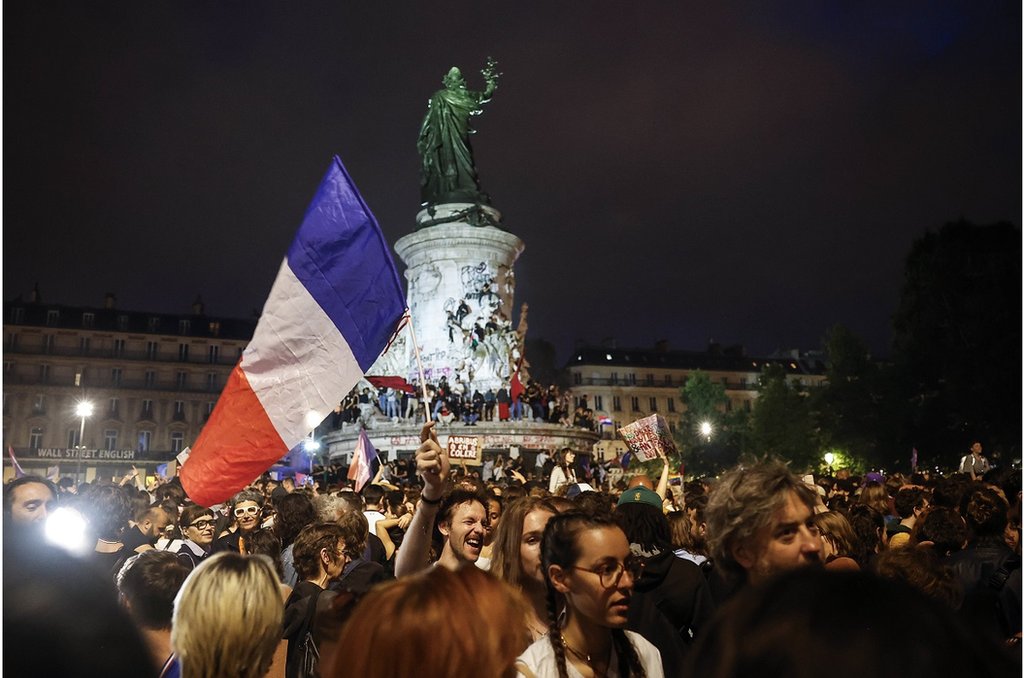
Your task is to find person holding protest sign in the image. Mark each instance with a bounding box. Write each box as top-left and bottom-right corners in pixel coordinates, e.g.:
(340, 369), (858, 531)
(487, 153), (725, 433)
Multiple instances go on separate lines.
(394, 422), (488, 576)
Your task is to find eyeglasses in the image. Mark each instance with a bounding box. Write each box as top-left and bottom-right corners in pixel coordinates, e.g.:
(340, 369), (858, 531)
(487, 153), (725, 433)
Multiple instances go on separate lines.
(189, 519), (215, 530)
(572, 557), (645, 588)
(234, 506), (261, 517)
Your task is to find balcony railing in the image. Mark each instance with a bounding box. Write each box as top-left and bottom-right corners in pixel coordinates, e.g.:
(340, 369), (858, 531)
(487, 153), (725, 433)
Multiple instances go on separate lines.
(4, 344), (238, 366)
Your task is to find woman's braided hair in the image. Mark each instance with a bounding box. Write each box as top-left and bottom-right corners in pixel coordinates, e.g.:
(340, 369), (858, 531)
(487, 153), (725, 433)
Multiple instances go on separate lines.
(541, 510), (645, 678)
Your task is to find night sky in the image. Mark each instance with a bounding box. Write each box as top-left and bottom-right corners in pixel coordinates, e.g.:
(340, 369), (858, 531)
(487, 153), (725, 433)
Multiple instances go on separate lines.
(4, 2), (1020, 363)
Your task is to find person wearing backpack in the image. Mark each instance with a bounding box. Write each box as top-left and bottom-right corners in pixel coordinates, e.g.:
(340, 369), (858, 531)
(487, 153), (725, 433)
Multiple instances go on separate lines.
(282, 519), (361, 678)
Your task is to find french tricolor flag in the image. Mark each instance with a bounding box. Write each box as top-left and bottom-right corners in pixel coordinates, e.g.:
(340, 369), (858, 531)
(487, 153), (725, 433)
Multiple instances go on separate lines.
(181, 157), (406, 507)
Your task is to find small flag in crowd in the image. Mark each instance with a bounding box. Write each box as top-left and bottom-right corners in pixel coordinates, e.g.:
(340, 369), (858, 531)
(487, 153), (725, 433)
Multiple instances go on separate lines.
(181, 157), (406, 507)
(620, 450), (632, 470)
(46, 466), (60, 481)
(347, 429), (379, 492)
(7, 445), (25, 478)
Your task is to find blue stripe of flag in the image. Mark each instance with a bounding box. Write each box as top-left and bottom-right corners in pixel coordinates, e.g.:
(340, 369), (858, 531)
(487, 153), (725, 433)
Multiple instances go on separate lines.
(286, 156), (407, 371)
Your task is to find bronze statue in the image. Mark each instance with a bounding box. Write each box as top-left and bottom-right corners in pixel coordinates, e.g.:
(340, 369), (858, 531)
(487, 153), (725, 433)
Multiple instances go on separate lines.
(417, 58), (499, 207)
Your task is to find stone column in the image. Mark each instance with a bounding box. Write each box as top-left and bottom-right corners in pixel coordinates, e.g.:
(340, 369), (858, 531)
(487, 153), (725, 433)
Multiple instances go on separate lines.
(390, 203), (525, 396)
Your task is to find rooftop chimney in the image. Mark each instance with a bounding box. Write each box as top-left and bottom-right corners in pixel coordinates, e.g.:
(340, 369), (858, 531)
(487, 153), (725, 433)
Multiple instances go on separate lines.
(104, 293), (116, 310)
(192, 295), (205, 316)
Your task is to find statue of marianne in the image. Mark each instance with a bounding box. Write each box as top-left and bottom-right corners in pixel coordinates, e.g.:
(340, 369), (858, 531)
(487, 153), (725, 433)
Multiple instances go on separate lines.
(417, 58), (499, 207)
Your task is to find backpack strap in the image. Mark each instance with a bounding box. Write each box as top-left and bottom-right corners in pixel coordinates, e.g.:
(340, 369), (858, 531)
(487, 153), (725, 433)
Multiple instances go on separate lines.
(988, 556), (1021, 592)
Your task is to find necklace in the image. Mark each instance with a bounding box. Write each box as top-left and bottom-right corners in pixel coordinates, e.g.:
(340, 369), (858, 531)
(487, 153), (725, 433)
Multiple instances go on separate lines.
(561, 634), (591, 662)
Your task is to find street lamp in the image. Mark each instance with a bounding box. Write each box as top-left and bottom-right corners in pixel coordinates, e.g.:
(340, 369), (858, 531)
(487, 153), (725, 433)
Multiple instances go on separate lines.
(304, 410), (321, 474)
(303, 439), (321, 473)
(699, 420), (713, 441)
(824, 452), (836, 467)
(74, 401), (94, 482)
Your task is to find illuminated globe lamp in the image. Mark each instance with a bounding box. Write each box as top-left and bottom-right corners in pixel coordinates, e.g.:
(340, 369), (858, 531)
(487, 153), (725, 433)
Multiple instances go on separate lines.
(699, 421), (713, 441)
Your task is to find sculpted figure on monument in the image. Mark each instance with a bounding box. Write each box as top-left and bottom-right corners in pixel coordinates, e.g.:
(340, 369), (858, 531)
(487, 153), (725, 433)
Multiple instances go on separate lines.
(417, 58), (499, 207)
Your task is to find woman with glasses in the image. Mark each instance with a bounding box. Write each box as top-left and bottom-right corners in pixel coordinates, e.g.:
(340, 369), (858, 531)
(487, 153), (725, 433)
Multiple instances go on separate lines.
(214, 490), (264, 554)
(176, 505), (217, 568)
(516, 510), (663, 678)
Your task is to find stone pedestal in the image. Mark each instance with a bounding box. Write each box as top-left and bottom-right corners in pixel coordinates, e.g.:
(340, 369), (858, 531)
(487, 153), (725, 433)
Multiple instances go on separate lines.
(372, 203), (525, 396)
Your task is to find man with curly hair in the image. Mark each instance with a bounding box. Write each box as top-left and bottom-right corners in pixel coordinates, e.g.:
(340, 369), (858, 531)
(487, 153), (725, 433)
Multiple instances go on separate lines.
(705, 460), (822, 598)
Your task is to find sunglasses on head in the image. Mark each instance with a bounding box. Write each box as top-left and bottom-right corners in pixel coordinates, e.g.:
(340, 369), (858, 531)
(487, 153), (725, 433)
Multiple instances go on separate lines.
(234, 506), (261, 517)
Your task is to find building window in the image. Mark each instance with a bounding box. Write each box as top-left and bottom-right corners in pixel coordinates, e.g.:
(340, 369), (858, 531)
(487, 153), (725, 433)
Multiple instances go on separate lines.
(109, 398), (119, 416)
(645, 373), (654, 385)
(170, 431), (185, 453)
(721, 377), (729, 386)
(208, 321), (221, 336)
(79, 337), (91, 354)
(237, 347), (244, 361)
(113, 338), (126, 357)
(32, 394), (45, 414)
(43, 334), (55, 354)
(206, 373), (218, 391)
(649, 397), (658, 412)
(739, 377), (747, 388)
(726, 400), (733, 412)
(610, 373), (618, 385)
(205, 401), (215, 420)
(29, 427), (43, 449)
(4, 361), (12, 376)
(630, 397), (640, 411)
(173, 400), (186, 421)
(140, 399), (153, 419)
(104, 429), (118, 450)
(144, 370), (156, 388)
(669, 421), (677, 433)
(668, 397), (676, 413)
(208, 345), (220, 364)
(178, 319), (191, 335)
(68, 428), (81, 448)
(137, 430), (152, 452)
(146, 341), (159, 359)
(46, 310), (60, 326)
(663, 374), (672, 386)
(176, 371), (188, 389)
(6, 333), (18, 350)
(594, 395), (603, 410)
(39, 364), (50, 383)
(12, 307), (24, 323)
(744, 400), (752, 412)
(82, 312), (95, 328)
(613, 396), (621, 411)
(178, 343), (189, 362)
(111, 368), (123, 386)
(117, 315), (129, 331)
(628, 373), (636, 385)
(74, 367), (85, 386)
(573, 372), (581, 385)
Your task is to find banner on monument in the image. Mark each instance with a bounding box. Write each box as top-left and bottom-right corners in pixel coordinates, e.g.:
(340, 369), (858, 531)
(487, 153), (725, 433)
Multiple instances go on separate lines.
(447, 435), (481, 463)
(617, 414), (677, 462)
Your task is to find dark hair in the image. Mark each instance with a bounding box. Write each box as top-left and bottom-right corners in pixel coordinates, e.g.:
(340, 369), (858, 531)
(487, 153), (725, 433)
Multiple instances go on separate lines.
(79, 483), (131, 541)
(542, 511), (645, 678)
(962, 487), (1009, 541)
(3, 476), (57, 516)
(893, 488), (927, 519)
(439, 489), (487, 527)
(684, 568), (1013, 678)
(245, 528), (283, 578)
(361, 484), (385, 507)
(573, 490), (614, 516)
(872, 547), (959, 608)
(116, 550), (191, 629)
(335, 490), (363, 514)
(337, 510), (369, 560)
(179, 504), (215, 531)
(913, 507), (968, 556)
(614, 502), (672, 557)
(847, 505), (885, 567)
(273, 493), (316, 548)
(292, 523), (345, 581)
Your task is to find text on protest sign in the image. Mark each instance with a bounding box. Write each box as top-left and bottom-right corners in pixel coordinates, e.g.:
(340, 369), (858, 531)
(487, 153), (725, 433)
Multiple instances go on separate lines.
(617, 414), (678, 462)
(447, 435), (481, 463)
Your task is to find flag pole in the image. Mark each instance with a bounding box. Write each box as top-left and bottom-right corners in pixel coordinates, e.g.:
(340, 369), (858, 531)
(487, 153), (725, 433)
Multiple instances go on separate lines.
(405, 310), (432, 424)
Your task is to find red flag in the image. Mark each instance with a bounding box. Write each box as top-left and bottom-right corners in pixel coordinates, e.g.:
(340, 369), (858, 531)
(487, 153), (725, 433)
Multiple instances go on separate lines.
(510, 369), (523, 402)
(366, 376), (416, 393)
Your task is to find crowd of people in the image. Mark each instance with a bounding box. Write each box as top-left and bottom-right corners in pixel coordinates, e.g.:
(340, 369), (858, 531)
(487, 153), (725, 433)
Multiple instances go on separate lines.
(3, 429), (1020, 677)
(331, 377), (598, 430)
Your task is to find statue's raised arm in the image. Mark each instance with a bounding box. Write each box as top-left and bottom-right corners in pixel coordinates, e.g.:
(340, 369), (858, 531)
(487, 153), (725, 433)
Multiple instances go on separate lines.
(417, 58), (500, 207)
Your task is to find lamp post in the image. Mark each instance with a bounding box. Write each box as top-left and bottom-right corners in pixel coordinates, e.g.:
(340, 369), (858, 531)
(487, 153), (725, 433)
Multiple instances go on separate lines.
(304, 410), (321, 475)
(699, 420), (713, 442)
(74, 401), (94, 483)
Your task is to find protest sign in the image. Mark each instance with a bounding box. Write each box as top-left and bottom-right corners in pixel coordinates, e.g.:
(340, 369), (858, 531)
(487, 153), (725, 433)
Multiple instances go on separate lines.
(447, 435), (481, 463)
(617, 414), (677, 462)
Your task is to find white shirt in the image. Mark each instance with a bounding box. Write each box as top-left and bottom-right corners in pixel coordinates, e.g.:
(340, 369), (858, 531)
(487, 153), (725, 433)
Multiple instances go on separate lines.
(549, 466), (576, 494)
(516, 631), (663, 678)
(364, 510), (386, 536)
